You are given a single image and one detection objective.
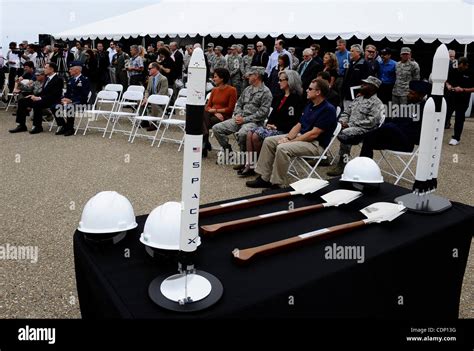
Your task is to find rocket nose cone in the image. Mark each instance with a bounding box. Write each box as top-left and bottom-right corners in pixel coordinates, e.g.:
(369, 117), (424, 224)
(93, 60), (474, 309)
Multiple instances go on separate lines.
(431, 44), (449, 81)
(190, 47), (206, 68)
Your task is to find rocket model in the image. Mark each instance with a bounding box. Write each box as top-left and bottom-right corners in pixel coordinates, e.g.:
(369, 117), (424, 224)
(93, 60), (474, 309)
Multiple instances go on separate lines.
(395, 44), (452, 213)
(413, 44), (449, 194)
(179, 47), (207, 254)
(148, 47), (223, 312)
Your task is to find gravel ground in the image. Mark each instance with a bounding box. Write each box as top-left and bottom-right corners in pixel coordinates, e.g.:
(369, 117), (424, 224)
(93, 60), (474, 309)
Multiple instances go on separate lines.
(0, 108), (472, 318)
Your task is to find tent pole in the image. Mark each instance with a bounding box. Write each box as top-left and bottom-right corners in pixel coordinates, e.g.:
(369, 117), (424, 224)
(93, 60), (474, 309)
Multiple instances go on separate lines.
(92, 39), (95, 49)
(142, 37), (146, 48)
(464, 44), (468, 57)
(361, 39), (364, 48)
(202, 36), (205, 48)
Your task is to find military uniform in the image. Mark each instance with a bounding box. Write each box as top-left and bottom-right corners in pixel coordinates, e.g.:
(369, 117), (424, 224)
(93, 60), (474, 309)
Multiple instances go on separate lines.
(392, 60), (420, 105)
(112, 51), (130, 91)
(213, 55), (227, 71)
(226, 54), (243, 96)
(55, 73), (91, 133)
(241, 53), (254, 90)
(212, 82), (272, 151)
(327, 77), (384, 176)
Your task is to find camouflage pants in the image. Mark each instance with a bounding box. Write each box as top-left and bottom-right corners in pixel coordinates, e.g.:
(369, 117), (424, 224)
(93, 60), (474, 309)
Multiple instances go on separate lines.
(212, 118), (259, 151)
(337, 126), (371, 159)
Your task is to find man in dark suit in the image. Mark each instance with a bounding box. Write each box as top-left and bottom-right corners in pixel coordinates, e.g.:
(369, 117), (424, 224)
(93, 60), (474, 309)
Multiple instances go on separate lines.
(55, 61), (91, 136)
(297, 48), (322, 92)
(9, 62), (63, 134)
(170, 42), (184, 80)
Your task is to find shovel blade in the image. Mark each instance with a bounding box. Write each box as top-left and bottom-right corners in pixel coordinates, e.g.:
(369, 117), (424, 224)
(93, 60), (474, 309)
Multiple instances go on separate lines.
(290, 178), (329, 195)
(320, 189), (362, 206)
(360, 202), (407, 223)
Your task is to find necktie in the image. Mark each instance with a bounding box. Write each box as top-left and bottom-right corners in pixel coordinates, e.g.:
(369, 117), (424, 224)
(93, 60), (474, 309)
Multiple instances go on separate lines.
(301, 61), (309, 76)
(44, 77), (50, 88)
(152, 76), (157, 94)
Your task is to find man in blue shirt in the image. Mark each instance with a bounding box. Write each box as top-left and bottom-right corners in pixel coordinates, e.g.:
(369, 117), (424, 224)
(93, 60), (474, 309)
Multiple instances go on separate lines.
(247, 78), (337, 188)
(377, 48), (397, 104)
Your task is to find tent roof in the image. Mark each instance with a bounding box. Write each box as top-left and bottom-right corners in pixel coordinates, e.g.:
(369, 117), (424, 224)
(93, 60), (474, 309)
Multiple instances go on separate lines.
(54, 0), (474, 44)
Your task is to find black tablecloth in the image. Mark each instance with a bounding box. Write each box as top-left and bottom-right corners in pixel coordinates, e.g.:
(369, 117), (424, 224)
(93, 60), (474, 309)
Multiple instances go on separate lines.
(73, 180), (474, 319)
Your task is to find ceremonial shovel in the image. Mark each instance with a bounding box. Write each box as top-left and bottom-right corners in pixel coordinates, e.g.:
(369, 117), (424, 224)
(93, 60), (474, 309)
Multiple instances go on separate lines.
(199, 178), (329, 218)
(232, 202), (406, 264)
(201, 189), (362, 236)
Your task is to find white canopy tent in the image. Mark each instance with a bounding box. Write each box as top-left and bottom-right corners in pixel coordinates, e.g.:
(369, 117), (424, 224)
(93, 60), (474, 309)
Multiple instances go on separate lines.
(54, 0), (474, 44)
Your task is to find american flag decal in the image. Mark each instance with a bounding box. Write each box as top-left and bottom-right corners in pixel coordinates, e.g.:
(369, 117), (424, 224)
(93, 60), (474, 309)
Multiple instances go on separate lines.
(193, 147), (200, 152)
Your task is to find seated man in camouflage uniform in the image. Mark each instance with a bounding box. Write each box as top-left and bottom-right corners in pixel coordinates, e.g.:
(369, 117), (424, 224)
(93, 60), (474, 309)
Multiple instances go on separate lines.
(212, 66), (272, 168)
(327, 76), (384, 176)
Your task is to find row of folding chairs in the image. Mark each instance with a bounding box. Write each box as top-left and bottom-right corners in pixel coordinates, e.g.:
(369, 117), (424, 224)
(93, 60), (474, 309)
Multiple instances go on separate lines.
(287, 105), (419, 184)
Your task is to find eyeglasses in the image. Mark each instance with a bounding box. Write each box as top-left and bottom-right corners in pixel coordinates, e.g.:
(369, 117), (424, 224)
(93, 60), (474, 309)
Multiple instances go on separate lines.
(279, 78), (287, 82)
(256, 45), (263, 47)
(307, 87), (320, 91)
(366, 50), (375, 54)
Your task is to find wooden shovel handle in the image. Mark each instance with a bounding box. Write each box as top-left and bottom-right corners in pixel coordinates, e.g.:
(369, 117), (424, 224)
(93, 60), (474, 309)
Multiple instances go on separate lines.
(201, 203), (325, 236)
(199, 191), (293, 218)
(233, 220), (367, 263)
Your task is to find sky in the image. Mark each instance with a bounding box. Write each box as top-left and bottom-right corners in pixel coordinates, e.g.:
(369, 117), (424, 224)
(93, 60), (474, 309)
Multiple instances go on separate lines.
(0, 0), (159, 48)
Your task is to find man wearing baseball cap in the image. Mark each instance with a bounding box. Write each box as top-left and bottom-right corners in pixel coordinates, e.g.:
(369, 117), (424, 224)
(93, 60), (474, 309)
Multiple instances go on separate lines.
(327, 76), (384, 176)
(378, 48), (397, 103)
(392, 47), (420, 105)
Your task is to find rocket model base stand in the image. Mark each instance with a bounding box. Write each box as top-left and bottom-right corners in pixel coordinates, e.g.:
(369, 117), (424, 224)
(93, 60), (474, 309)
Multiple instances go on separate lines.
(148, 262), (223, 313)
(395, 193), (451, 214)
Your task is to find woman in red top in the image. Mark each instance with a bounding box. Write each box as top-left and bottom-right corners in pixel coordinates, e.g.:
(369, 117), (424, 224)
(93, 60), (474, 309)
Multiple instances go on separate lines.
(203, 67), (237, 157)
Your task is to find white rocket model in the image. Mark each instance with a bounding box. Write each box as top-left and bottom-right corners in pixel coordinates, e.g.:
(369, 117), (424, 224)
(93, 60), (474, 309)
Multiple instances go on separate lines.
(413, 44), (449, 195)
(150, 48), (223, 312)
(180, 47), (207, 253)
(395, 44), (452, 213)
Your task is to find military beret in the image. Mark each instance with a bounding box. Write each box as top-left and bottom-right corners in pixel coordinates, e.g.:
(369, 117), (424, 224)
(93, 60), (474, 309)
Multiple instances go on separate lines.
(68, 61), (84, 68)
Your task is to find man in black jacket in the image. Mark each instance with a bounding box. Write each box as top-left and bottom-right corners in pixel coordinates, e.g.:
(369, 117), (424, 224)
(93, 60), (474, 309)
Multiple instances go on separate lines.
(297, 48), (322, 92)
(342, 44), (369, 110)
(170, 42), (184, 80)
(96, 42), (110, 91)
(9, 62), (63, 134)
(252, 41), (269, 69)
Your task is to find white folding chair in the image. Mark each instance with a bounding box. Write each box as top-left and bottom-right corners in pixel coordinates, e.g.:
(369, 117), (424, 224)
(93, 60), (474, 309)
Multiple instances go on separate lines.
(157, 96), (187, 150)
(288, 123), (342, 180)
(0, 83), (7, 108)
(107, 90), (144, 140)
(116, 85), (145, 111)
(102, 84), (124, 110)
(82, 90), (119, 136)
(205, 92), (212, 104)
(177, 88), (188, 98)
(5, 93), (18, 111)
(376, 146), (419, 185)
(131, 94), (170, 146)
(167, 88), (174, 98)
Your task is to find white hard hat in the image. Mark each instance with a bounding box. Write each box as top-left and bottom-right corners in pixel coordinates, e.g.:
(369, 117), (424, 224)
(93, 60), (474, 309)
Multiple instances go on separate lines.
(140, 202), (201, 251)
(78, 191), (138, 233)
(340, 157), (384, 184)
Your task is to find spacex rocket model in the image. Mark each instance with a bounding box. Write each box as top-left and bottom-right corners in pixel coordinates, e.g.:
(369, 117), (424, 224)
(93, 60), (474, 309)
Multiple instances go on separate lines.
(395, 44), (452, 213)
(180, 47), (207, 254)
(149, 47), (223, 312)
(413, 44), (449, 194)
